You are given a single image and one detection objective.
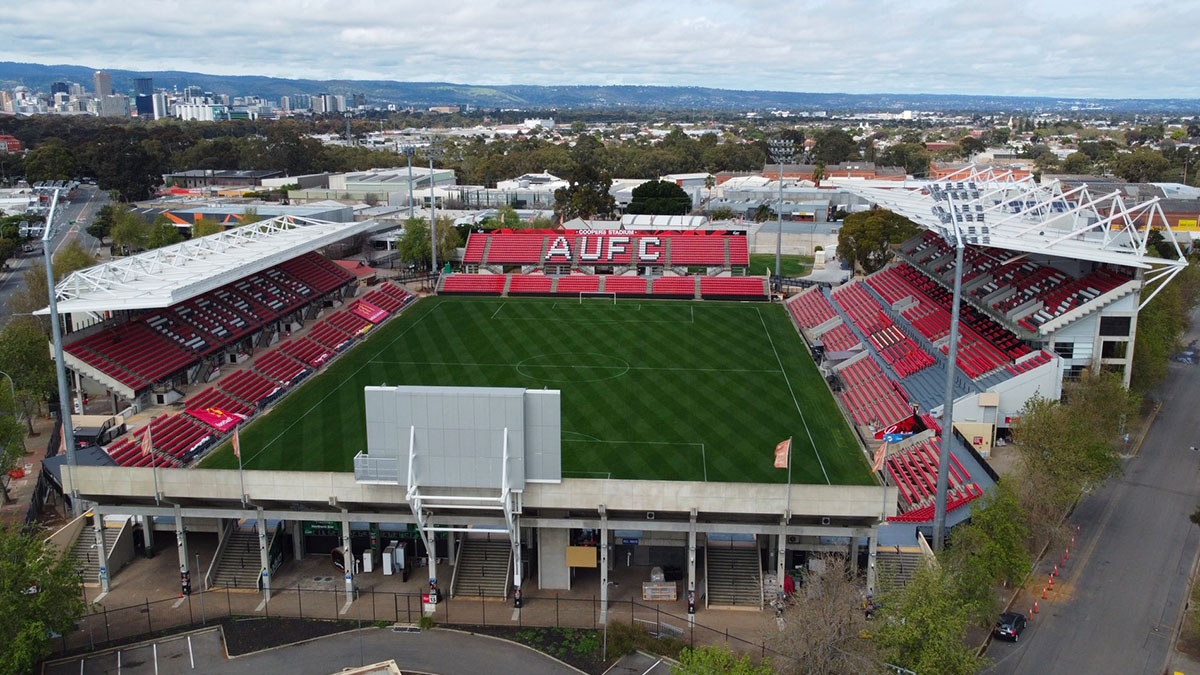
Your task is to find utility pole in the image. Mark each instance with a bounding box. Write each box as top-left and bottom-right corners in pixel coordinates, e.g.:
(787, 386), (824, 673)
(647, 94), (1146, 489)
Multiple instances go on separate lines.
(932, 192), (966, 552)
(42, 189), (81, 516)
(428, 139), (442, 275)
(402, 145), (416, 220)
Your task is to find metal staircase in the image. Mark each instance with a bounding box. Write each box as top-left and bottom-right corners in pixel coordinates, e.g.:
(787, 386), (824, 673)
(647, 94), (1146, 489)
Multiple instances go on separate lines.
(450, 536), (511, 598)
(210, 526), (262, 589)
(704, 545), (763, 609)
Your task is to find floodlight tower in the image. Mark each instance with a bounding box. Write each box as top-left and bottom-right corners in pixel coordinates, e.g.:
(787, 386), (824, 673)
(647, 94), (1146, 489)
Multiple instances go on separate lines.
(767, 138), (796, 279)
(42, 189), (81, 516)
(427, 139), (443, 275)
(931, 189), (966, 552)
(401, 145), (416, 220)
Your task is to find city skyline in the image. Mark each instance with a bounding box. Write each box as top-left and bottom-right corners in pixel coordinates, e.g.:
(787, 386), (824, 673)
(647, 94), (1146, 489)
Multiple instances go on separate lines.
(2, 0), (1199, 99)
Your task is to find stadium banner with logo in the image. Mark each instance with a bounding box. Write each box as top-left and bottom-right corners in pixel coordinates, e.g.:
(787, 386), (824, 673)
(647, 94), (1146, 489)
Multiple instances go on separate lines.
(773, 438), (791, 468)
(186, 407), (246, 433)
(873, 408), (928, 441)
(351, 301), (388, 324)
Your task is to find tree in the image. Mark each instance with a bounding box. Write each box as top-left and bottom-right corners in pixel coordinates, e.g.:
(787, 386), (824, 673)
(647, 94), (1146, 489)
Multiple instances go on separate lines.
(1012, 373), (1136, 509)
(0, 521), (87, 675)
(671, 645), (773, 675)
(239, 207), (262, 226)
(84, 127), (166, 201)
(191, 217), (222, 239)
(23, 139), (77, 183)
(0, 386), (25, 503)
(1061, 152), (1094, 175)
(812, 129), (858, 165)
(7, 241), (95, 329)
(879, 143), (931, 177)
(959, 136), (986, 157)
(709, 207), (735, 221)
(398, 216), (459, 269)
(553, 179), (616, 221)
(874, 564), (983, 675)
(0, 318), (57, 434)
(109, 205), (150, 254)
(836, 209), (920, 274)
(627, 180), (692, 215)
(942, 481), (1031, 625)
(1114, 149), (1170, 183)
(363, 192), (380, 206)
(1132, 261), (1200, 391)
(147, 216), (184, 249)
(0, 238), (15, 271)
(753, 204), (774, 223)
(52, 241), (95, 279)
(811, 162), (825, 187)
(85, 203), (117, 245)
(772, 555), (883, 674)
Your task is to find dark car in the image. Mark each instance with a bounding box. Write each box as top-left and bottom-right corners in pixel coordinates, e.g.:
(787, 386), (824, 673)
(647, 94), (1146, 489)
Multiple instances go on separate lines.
(993, 611), (1027, 642)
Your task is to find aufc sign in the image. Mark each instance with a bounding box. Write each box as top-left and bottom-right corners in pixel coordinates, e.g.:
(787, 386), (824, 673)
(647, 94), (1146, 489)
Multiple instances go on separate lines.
(545, 235), (662, 263)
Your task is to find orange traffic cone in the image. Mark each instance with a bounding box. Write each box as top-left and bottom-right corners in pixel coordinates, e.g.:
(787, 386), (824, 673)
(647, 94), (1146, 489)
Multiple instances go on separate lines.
(1053, 564), (1058, 577)
(1028, 607), (1033, 621)
(1048, 576), (1054, 590)
(1042, 587), (1047, 599)
(1034, 601), (1039, 614)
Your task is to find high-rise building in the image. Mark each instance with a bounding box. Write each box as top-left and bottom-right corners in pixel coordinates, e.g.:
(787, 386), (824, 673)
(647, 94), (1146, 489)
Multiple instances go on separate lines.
(279, 95), (290, 112)
(290, 94), (311, 111)
(69, 83), (85, 96)
(99, 94), (129, 118)
(93, 71), (112, 97)
(134, 77), (154, 116)
(51, 81), (70, 95)
(352, 93), (366, 108)
(151, 92), (170, 120)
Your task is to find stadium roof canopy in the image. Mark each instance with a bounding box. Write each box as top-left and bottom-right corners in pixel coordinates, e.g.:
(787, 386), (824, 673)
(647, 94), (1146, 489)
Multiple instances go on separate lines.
(43, 215), (374, 315)
(831, 166), (1190, 306)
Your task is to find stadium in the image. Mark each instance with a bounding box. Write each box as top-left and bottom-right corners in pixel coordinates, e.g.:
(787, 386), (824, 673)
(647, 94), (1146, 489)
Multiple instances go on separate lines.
(46, 167), (1187, 621)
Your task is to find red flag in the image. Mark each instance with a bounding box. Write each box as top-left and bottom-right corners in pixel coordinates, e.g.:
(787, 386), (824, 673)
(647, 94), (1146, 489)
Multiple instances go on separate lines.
(232, 427), (241, 460)
(140, 425), (153, 457)
(773, 438), (791, 469)
(872, 442), (888, 472)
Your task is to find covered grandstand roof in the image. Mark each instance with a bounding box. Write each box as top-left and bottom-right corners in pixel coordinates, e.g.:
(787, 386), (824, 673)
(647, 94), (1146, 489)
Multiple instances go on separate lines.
(831, 166), (1189, 273)
(44, 215), (374, 315)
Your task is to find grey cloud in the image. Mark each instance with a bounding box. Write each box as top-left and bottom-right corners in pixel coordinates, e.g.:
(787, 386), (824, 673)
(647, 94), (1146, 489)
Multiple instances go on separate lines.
(0, 0), (1197, 97)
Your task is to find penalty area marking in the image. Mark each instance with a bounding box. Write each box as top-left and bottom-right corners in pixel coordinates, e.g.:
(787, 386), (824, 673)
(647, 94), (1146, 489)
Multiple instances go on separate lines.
(562, 438), (707, 482)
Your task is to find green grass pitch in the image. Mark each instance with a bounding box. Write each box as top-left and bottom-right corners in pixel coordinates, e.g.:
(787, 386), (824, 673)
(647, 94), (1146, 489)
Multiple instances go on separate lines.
(200, 296), (874, 485)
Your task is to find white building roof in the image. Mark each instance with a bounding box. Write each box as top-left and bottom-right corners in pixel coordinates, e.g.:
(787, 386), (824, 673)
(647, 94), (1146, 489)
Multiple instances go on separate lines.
(44, 215), (373, 315)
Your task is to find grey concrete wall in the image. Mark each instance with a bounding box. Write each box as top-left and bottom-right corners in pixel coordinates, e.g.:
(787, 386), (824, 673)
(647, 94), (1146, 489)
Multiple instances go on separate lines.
(537, 528), (570, 591)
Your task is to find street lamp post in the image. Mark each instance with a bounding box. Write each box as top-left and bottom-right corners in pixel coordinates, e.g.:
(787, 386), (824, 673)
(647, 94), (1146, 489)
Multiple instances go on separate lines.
(767, 139), (796, 281)
(932, 194), (966, 552)
(41, 189), (82, 516)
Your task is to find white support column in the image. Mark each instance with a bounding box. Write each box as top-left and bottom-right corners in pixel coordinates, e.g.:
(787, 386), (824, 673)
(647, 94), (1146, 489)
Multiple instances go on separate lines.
(291, 520), (303, 561)
(93, 515), (110, 593)
(776, 516), (787, 593)
(599, 505), (609, 624)
(174, 505), (189, 597)
(867, 527), (879, 596)
(141, 515), (154, 559)
(511, 521), (523, 607)
(687, 508), (697, 624)
(849, 536), (859, 575)
(340, 515), (355, 598)
(257, 508), (271, 601)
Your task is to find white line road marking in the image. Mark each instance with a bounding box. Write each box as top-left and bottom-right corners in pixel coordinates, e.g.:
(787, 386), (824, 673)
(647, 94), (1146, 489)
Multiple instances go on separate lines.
(758, 307), (830, 485)
(490, 302), (505, 319)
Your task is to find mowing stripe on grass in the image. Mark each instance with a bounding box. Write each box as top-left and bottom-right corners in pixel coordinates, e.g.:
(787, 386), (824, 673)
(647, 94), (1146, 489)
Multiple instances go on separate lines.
(757, 306), (831, 485)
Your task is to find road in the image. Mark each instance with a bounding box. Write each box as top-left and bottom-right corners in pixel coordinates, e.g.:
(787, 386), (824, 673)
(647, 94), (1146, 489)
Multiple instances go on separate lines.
(46, 626), (579, 675)
(986, 322), (1200, 673)
(0, 186), (106, 325)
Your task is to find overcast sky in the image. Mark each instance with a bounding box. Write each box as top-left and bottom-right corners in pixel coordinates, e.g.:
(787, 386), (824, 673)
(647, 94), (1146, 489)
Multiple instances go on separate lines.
(5, 0), (1199, 98)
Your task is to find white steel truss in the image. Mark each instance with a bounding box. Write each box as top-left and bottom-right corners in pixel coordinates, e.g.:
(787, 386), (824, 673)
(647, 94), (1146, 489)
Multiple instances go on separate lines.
(404, 426), (523, 597)
(44, 215), (374, 315)
(832, 166), (1189, 309)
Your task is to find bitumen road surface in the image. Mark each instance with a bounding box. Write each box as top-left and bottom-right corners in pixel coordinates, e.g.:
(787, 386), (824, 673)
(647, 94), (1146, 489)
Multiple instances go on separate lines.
(986, 322), (1200, 673)
(0, 186), (105, 325)
(46, 626), (580, 675)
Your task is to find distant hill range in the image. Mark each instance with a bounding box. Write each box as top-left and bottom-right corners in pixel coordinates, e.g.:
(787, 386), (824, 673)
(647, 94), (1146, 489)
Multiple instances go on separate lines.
(2, 60), (1197, 114)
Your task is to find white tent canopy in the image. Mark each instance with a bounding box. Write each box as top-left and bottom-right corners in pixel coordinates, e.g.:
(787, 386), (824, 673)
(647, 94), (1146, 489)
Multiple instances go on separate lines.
(43, 215), (373, 315)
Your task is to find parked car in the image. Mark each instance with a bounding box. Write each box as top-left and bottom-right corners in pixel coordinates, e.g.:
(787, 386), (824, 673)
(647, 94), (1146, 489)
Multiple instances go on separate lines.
(993, 611), (1027, 642)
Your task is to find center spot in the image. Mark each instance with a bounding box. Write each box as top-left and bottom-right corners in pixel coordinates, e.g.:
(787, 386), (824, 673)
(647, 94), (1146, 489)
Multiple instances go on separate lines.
(515, 352), (631, 383)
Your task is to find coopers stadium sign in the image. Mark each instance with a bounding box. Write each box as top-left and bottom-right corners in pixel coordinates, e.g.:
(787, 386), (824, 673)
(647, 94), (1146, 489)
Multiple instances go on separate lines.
(545, 235), (662, 262)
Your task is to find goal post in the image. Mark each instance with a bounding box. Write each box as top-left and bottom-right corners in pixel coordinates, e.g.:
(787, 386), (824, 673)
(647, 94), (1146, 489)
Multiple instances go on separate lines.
(579, 291), (617, 305)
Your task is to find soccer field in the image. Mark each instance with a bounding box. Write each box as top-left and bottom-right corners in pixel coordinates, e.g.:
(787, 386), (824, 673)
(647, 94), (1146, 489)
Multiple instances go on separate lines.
(200, 296), (874, 485)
